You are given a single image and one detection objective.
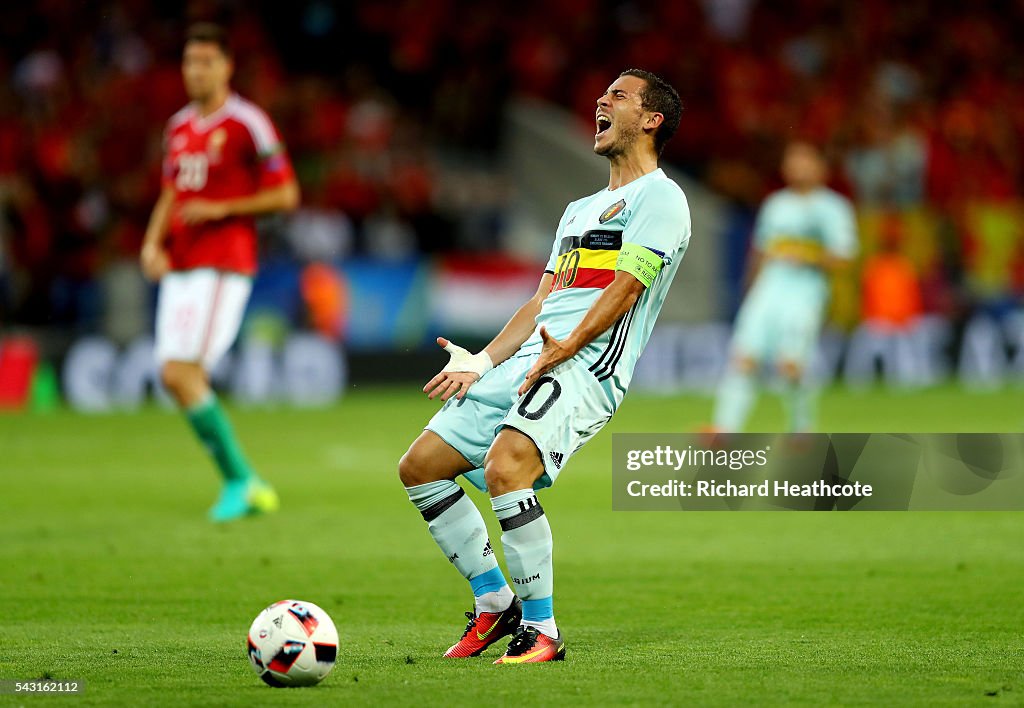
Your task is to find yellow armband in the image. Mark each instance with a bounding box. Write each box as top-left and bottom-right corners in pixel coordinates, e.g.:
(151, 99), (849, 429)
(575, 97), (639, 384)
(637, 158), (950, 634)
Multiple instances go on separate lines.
(615, 243), (663, 288)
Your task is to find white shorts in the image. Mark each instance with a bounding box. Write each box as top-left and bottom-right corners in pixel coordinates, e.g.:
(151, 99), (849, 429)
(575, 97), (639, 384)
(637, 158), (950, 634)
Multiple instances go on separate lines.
(155, 269), (252, 370)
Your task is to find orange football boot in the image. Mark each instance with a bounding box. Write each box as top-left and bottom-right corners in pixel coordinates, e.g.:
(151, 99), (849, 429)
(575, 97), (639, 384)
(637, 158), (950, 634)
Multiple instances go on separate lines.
(493, 625), (565, 664)
(444, 596), (522, 658)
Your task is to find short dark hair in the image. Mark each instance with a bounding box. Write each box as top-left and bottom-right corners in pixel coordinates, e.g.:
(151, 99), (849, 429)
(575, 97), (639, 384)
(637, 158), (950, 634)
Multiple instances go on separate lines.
(185, 23), (231, 57)
(619, 69), (682, 156)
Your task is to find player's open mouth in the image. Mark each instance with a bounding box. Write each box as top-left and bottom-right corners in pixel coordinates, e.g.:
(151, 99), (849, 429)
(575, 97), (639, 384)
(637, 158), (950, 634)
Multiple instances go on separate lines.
(596, 115), (612, 138)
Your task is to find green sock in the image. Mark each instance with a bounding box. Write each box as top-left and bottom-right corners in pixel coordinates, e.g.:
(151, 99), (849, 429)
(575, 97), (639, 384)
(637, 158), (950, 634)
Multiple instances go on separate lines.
(185, 394), (255, 482)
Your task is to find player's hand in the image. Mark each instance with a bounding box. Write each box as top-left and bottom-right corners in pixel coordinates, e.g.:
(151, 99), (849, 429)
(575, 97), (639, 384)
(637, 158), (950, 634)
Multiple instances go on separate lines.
(139, 242), (171, 281)
(423, 337), (493, 401)
(178, 199), (230, 225)
(518, 327), (575, 396)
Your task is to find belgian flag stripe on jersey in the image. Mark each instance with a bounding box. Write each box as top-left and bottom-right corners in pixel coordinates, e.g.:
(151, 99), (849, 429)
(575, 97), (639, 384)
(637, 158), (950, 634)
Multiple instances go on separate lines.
(560, 267), (615, 290)
(551, 238), (621, 293)
(764, 236), (825, 262)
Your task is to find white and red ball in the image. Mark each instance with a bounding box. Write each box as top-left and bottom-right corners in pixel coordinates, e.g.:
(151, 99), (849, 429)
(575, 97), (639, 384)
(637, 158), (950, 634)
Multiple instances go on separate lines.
(247, 600), (338, 687)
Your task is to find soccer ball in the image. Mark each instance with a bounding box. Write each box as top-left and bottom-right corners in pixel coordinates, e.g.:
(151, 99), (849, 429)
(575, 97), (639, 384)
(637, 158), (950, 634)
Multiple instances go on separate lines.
(246, 599), (338, 687)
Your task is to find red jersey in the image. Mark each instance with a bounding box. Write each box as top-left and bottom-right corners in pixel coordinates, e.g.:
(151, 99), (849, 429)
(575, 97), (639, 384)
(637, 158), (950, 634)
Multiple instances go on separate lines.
(162, 94), (294, 275)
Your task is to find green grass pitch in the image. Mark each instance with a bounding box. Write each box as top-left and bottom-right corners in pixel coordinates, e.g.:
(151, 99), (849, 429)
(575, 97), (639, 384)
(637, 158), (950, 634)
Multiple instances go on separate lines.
(2, 385), (1023, 705)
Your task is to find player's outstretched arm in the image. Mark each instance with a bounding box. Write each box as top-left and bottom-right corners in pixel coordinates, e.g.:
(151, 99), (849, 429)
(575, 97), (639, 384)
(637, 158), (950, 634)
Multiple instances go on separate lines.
(424, 272), (553, 401)
(482, 272), (553, 365)
(518, 271), (645, 395)
(140, 186), (175, 281)
(179, 181), (300, 225)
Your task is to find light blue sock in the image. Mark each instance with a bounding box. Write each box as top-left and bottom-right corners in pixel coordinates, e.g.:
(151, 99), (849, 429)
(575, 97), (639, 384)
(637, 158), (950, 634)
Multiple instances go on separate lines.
(783, 377), (817, 433)
(406, 481), (511, 610)
(713, 368), (757, 432)
(491, 489), (556, 637)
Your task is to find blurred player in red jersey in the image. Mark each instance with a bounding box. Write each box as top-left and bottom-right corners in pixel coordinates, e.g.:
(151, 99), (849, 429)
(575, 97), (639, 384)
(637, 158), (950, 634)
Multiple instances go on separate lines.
(140, 23), (299, 522)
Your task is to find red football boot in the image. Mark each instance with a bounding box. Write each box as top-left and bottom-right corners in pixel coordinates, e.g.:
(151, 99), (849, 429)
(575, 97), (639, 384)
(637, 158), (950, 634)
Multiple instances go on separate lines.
(493, 625), (565, 664)
(443, 596), (522, 658)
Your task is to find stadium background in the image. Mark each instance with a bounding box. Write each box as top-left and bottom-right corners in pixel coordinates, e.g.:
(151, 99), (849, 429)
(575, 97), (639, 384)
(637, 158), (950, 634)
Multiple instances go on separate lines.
(3, 0), (1024, 409)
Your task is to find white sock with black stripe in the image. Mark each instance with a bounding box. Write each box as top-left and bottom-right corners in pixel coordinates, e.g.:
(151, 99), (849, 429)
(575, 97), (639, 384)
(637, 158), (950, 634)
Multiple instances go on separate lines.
(406, 481), (512, 611)
(491, 489), (557, 638)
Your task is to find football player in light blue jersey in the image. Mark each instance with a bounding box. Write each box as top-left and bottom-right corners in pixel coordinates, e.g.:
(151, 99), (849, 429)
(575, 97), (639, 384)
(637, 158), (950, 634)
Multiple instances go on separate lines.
(398, 70), (690, 664)
(713, 142), (858, 432)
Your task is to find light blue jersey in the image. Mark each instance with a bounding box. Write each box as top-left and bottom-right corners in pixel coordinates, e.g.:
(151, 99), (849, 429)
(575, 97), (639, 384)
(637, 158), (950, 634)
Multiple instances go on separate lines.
(752, 186), (857, 302)
(732, 186), (858, 365)
(519, 168), (691, 403)
(426, 168), (691, 489)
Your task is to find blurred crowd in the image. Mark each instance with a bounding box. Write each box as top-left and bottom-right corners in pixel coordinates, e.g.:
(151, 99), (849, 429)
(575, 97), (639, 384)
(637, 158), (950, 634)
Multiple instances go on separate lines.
(1, 0), (1023, 335)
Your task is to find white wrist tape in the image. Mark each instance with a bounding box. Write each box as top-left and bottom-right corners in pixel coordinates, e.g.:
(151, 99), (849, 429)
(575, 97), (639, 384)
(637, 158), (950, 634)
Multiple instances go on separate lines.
(442, 341), (493, 377)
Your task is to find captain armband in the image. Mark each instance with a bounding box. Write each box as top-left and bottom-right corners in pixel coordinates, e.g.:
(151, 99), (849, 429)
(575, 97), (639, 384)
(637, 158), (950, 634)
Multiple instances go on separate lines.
(615, 243), (664, 288)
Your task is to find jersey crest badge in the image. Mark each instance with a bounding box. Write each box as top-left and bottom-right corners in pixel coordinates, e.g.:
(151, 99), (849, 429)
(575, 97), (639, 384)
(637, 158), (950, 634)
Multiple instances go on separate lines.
(599, 199), (626, 224)
(207, 128), (227, 161)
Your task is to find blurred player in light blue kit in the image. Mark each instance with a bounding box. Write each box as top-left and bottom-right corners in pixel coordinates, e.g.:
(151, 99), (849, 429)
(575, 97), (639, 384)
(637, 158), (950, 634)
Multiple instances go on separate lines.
(713, 142), (857, 432)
